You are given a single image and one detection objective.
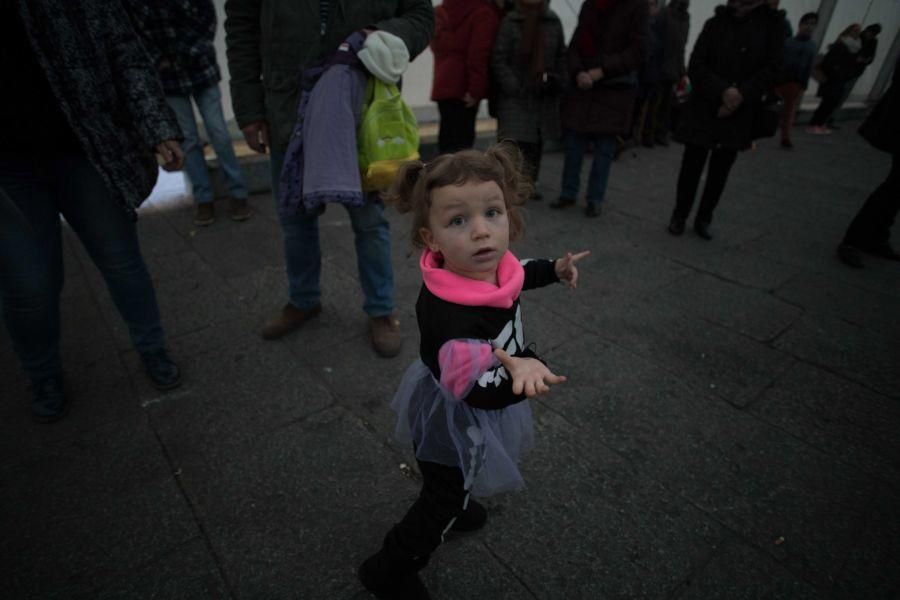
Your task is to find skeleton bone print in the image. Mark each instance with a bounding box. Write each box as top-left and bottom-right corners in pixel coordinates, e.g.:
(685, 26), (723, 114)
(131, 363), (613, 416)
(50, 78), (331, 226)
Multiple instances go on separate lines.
(476, 305), (524, 389)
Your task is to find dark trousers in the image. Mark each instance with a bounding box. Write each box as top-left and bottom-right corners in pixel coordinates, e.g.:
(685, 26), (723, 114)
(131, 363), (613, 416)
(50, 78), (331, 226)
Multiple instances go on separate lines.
(673, 143), (738, 224)
(514, 140), (543, 184)
(844, 153), (900, 248)
(382, 459), (469, 565)
(437, 100), (478, 154)
(810, 80), (847, 126)
(0, 153), (165, 381)
(652, 81), (675, 141)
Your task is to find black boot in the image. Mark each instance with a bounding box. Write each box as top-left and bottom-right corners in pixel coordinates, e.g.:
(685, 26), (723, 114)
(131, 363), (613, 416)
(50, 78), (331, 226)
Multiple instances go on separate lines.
(358, 550), (431, 600)
(694, 221), (713, 240)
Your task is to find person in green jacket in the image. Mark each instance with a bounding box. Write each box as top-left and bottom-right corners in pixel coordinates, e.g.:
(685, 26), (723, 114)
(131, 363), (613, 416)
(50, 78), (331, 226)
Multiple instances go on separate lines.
(224, 1), (433, 357)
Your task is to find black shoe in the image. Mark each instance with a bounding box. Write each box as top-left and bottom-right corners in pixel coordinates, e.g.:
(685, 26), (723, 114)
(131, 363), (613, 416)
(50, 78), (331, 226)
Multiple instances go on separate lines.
(584, 204), (600, 218)
(837, 243), (864, 268)
(451, 499), (487, 532)
(780, 139), (794, 149)
(694, 221), (713, 240)
(529, 190), (543, 201)
(31, 375), (68, 423)
(549, 197), (575, 209)
(668, 217), (685, 236)
(140, 349), (182, 390)
(358, 551), (431, 600)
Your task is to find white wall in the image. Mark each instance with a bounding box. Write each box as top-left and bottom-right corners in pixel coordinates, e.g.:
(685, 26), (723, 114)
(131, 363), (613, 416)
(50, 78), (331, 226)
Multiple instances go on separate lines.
(211, 0), (899, 122)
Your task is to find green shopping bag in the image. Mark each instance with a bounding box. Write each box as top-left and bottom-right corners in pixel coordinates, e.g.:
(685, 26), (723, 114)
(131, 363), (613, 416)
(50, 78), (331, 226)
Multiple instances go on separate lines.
(357, 76), (420, 191)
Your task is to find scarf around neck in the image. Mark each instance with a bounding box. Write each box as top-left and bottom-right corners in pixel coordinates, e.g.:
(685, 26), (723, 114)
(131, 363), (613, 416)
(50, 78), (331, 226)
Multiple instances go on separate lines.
(420, 249), (525, 309)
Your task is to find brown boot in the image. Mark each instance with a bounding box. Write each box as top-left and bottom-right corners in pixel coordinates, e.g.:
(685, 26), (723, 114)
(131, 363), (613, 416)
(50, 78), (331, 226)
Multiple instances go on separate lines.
(229, 197), (251, 221)
(370, 314), (401, 358)
(194, 202), (215, 226)
(261, 303), (322, 340)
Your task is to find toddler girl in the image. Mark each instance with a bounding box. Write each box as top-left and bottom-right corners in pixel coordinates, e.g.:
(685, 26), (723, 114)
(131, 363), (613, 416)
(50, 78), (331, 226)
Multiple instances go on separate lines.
(358, 144), (588, 599)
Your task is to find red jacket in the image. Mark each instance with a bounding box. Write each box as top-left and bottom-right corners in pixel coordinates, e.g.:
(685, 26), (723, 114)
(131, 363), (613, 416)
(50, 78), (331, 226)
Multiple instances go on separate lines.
(430, 0), (502, 101)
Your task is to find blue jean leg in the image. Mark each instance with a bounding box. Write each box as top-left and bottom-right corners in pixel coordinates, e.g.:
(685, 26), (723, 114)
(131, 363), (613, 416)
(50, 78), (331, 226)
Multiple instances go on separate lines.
(270, 150), (322, 310)
(269, 151), (394, 315)
(167, 94), (214, 204)
(0, 156), (64, 381)
(560, 129), (587, 201)
(56, 155), (166, 354)
(585, 134), (617, 207)
(193, 84), (248, 200)
(347, 197), (394, 317)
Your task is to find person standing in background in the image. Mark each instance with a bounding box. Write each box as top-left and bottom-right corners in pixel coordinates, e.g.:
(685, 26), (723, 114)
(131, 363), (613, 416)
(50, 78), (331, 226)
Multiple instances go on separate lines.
(1, 0), (185, 423)
(807, 24), (862, 134)
(633, 0), (666, 148)
(551, 0), (648, 219)
(650, 0), (690, 147)
(431, 0), (502, 154)
(491, 0), (567, 199)
(124, 0), (250, 226)
(225, 1), (433, 357)
(828, 23), (882, 130)
(667, 0), (783, 241)
(774, 12), (818, 149)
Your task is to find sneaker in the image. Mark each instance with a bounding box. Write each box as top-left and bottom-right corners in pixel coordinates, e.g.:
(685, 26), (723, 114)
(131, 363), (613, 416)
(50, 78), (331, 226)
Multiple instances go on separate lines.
(806, 125), (832, 135)
(836, 243), (864, 269)
(549, 197), (575, 209)
(668, 217), (686, 236)
(194, 202), (215, 226)
(229, 197), (251, 222)
(584, 204), (600, 218)
(31, 375), (68, 423)
(370, 314), (401, 358)
(450, 499), (488, 532)
(261, 303), (322, 340)
(140, 349), (182, 390)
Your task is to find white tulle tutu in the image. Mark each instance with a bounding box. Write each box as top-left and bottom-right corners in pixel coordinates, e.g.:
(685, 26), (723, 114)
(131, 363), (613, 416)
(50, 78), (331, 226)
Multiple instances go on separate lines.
(391, 359), (534, 497)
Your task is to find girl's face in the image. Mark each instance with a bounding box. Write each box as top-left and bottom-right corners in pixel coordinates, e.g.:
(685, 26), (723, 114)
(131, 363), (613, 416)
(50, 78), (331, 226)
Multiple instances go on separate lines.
(420, 180), (510, 284)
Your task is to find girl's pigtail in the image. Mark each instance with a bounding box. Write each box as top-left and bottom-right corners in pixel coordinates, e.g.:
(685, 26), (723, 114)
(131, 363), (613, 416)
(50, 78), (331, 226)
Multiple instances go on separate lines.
(382, 160), (426, 214)
(486, 141), (531, 208)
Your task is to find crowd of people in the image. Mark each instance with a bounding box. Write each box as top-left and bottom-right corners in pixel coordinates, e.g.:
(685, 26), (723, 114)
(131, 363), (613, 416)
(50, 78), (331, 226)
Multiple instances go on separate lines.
(1, 1), (897, 598)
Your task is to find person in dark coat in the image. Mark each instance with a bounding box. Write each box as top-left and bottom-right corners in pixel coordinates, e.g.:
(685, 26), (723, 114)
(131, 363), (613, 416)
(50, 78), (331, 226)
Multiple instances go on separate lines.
(431, 0), (502, 153)
(550, 0), (648, 218)
(650, 0), (690, 146)
(0, 0), (185, 423)
(807, 24), (862, 134)
(837, 57), (900, 268)
(667, 0), (783, 240)
(633, 0), (666, 148)
(491, 0), (567, 198)
(828, 23), (882, 130)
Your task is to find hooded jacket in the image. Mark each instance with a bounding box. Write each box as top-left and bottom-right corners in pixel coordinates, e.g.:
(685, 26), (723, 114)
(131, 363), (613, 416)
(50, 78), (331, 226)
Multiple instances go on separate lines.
(431, 0), (502, 102)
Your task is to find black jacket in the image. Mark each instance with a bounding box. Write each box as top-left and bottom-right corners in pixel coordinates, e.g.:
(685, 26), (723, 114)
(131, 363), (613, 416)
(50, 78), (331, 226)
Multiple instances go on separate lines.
(674, 4), (783, 151)
(859, 58), (900, 155)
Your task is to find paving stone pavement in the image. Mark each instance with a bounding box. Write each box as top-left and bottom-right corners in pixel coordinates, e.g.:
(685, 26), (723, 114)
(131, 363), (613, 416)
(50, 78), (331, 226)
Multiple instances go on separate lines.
(2, 123), (899, 600)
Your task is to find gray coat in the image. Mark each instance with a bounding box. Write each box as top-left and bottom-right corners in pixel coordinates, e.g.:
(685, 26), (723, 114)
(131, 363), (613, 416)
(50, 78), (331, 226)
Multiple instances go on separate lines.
(491, 8), (567, 144)
(17, 0), (181, 217)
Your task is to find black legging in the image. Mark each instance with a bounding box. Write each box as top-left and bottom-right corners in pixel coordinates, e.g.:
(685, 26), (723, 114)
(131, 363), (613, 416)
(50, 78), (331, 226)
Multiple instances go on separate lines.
(673, 143), (738, 224)
(810, 80), (848, 127)
(437, 100), (478, 154)
(844, 153), (900, 249)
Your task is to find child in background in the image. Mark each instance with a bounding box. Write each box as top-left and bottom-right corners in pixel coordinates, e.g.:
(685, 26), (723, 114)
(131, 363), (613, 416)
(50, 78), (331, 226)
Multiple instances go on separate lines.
(490, 0), (566, 199)
(358, 144), (589, 599)
(775, 12), (818, 148)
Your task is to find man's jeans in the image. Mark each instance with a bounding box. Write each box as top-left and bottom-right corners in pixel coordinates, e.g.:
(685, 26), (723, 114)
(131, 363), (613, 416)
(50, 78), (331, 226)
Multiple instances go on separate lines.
(269, 151), (394, 317)
(167, 84), (248, 204)
(560, 130), (617, 207)
(0, 153), (165, 381)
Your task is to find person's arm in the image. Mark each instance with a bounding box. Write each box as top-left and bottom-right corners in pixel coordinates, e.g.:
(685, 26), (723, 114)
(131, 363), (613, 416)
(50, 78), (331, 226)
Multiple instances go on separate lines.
(465, 9), (501, 100)
(102, 1), (181, 149)
(521, 258), (559, 290)
(597, 0), (648, 78)
(373, 0), (435, 61)
(490, 17), (522, 97)
(736, 14), (783, 103)
(224, 0), (266, 130)
(688, 19), (731, 103)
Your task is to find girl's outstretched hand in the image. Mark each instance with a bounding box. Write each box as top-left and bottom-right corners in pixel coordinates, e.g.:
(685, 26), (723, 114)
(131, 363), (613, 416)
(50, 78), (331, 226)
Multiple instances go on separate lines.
(555, 251), (590, 289)
(494, 349), (567, 397)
